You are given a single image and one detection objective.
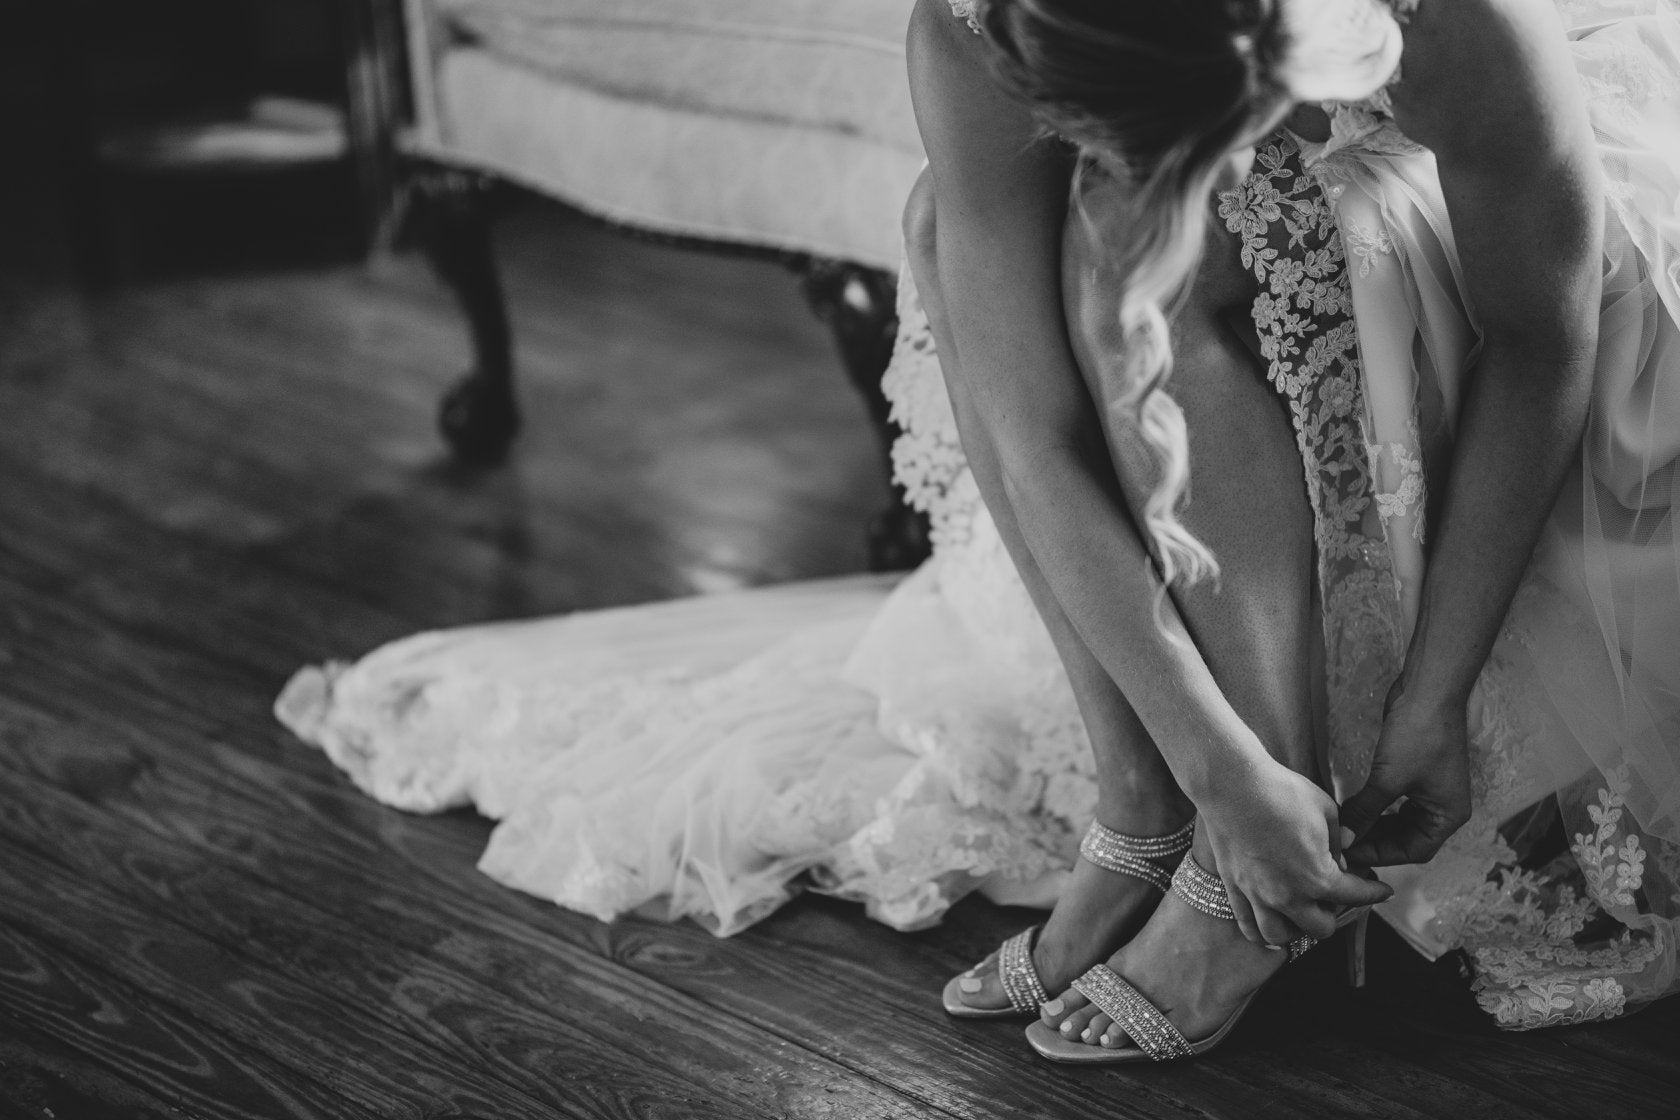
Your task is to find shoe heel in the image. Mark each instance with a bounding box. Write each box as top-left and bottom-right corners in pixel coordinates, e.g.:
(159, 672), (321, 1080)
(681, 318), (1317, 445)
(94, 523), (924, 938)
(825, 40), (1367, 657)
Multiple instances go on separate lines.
(1345, 909), (1370, 989)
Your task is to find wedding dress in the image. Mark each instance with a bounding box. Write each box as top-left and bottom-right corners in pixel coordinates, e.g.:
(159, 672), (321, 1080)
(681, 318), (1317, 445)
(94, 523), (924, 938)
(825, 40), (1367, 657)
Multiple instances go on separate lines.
(278, 0), (1680, 1029)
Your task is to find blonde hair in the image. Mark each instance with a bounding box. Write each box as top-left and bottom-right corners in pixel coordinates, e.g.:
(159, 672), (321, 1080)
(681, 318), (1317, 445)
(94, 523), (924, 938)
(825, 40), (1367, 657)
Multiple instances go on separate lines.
(978, 0), (1400, 585)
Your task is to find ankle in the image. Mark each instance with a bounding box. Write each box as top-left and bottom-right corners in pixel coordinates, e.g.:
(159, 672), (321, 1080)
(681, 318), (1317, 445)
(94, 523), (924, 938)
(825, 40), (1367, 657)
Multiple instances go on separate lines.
(1189, 827), (1218, 875)
(1094, 787), (1194, 839)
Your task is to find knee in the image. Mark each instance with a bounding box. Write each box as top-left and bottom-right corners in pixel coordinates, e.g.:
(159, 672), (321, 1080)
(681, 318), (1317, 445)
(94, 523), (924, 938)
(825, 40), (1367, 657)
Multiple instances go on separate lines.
(902, 169), (939, 290)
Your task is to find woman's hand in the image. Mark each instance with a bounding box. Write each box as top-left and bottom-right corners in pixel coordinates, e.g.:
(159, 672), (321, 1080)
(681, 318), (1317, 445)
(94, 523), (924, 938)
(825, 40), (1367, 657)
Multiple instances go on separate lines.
(1339, 687), (1473, 867)
(1201, 757), (1394, 946)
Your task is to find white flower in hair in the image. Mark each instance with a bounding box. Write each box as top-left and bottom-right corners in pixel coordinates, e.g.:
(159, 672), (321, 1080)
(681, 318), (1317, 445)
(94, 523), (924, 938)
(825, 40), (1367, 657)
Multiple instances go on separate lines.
(1278, 0), (1405, 103)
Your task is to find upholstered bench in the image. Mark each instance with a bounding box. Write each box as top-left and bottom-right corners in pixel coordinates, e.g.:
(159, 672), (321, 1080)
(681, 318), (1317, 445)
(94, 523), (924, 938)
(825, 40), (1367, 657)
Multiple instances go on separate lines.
(346, 0), (926, 566)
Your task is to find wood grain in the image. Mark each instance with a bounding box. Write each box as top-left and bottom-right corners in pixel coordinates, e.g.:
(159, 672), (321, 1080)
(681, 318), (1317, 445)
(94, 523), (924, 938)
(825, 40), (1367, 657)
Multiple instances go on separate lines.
(0, 922), (381, 1120)
(0, 558), (1412, 1120)
(0, 754), (942, 1120)
(6, 572), (1672, 1120)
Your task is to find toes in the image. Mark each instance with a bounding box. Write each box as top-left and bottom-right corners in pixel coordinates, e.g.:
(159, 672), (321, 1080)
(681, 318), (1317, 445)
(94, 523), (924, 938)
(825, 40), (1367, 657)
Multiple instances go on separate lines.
(1099, 1023), (1132, 1049)
(958, 971), (1007, 1009)
(1041, 990), (1087, 1027)
(962, 950), (999, 983)
(955, 948), (1021, 1010)
(1080, 1012), (1113, 1046)
(1055, 1001), (1102, 1041)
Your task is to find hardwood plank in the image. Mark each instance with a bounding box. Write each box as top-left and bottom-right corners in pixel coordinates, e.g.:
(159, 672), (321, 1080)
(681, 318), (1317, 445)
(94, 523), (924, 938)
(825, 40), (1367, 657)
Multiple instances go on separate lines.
(0, 727), (952, 1120)
(0, 926), (378, 1120)
(2, 492), (1672, 1118)
(0, 216), (886, 604)
(0, 836), (574, 1120)
(0, 653), (1539, 1120)
(1548, 1002), (1680, 1085)
(0, 566), (1207, 1120)
(0, 1033), (184, 1120)
(0, 557), (1275, 1120)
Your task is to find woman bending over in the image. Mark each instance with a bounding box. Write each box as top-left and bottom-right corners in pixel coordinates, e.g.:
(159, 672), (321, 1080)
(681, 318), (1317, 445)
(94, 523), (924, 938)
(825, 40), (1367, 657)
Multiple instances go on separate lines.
(280, 0), (1680, 1048)
(915, 0), (1679, 1052)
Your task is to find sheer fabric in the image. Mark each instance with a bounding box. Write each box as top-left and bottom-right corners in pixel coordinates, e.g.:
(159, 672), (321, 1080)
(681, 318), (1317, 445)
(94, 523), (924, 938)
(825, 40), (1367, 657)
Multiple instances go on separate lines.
(1261, 0), (1680, 1027)
(280, 0), (1680, 1029)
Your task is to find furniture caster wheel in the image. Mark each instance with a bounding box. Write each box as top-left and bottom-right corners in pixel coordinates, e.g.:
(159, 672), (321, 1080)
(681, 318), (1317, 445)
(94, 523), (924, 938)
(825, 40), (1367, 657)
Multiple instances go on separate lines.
(439, 373), (520, 466)
(866, 503), (931, 573)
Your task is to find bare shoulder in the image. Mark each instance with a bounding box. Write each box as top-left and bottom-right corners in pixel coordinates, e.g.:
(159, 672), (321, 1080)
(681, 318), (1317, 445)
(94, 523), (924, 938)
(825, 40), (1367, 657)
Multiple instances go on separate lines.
(906, 0), (1020, 134)
(1390, 0), (1588, 169)
(906, 0), (1069, 207)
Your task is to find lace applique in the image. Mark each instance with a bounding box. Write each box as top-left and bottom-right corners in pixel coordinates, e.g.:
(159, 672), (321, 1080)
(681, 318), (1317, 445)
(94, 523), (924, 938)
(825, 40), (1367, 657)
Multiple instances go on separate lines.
(884, 266), (975, 553)
(875, 262), (1098, 916)
(1343, 220), (1396, 278)
(1574, 766), (1648, 911)
(1218, 135), (1407, 790)
(1367, 438), (1426, 539)
(1576, 37), (1680, 130)
(947, 1), (981, 33)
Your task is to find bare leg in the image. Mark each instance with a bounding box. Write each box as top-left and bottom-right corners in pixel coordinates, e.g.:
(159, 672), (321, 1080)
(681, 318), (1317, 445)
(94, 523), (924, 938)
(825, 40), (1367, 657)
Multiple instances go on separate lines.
(1044, 178), (1324, 1048)
(905, 173), (1195, 1010)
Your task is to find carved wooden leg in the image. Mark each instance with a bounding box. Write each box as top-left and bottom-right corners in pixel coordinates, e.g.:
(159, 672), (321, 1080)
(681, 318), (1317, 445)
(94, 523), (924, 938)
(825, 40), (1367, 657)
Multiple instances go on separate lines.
(405, 168), (519, 466)
(799, 260), (931, 571)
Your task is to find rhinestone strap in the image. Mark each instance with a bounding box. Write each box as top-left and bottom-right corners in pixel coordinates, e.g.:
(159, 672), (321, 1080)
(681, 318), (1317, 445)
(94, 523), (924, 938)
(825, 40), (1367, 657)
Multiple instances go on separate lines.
(1171, 854), (1237, 921)
(1079, 820), (1194, 894)
(998, 926), (1052, 1014)
(1286, 935), (1316, 961)
(1071, 965), (1195, 1061)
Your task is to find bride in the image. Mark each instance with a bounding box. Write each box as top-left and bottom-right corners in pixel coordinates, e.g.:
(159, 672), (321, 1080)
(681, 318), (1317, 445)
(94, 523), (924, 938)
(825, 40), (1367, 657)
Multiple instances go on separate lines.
(279, 0), (1680, 1053)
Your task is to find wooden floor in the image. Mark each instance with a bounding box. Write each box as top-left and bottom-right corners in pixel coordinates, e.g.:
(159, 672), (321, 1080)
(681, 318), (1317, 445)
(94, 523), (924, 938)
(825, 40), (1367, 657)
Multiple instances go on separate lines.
(4, 163), (1679, 1118)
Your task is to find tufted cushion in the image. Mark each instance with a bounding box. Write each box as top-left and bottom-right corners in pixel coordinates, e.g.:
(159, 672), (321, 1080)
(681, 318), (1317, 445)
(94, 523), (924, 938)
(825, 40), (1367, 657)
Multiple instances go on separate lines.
(434, 0), (920, 153)
(406, 0), (925, 267)
(419, 45), (922, 269)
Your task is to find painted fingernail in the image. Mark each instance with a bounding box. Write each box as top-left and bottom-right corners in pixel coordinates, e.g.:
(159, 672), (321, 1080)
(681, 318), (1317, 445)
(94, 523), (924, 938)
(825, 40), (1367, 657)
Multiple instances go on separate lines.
(959, 978), (983, 993)
(1041, 998), (1063, 1016)
(1340, 827), (1356, 849)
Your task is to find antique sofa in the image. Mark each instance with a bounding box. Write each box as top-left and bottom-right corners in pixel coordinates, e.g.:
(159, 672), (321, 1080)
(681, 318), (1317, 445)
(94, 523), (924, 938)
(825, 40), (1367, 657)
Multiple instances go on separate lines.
(345, 0), (927, 566)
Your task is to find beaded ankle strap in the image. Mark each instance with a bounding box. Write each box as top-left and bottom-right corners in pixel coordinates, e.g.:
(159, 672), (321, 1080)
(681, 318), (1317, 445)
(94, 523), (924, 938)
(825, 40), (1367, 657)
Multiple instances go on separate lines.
(1080, 819), (1195, 894)
(1173, 854), (1318, 960)
(1171, 853), (1237, 920)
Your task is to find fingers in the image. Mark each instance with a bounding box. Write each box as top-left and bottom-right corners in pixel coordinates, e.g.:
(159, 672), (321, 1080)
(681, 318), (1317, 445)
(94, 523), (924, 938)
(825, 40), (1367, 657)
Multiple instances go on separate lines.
(1281, 902), (1338, 941)
(1345, 800), (1467, 867)
(1252, 903), (1302, 948)
(1338, 779), (1398, 846)
(1321, 868), (1396, 909)
(1226, 885), (1266, 945)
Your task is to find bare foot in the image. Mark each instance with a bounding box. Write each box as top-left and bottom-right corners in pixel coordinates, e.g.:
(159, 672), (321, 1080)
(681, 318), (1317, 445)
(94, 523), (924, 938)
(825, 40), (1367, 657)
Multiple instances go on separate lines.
(1037, 888), (1289, 1049)
(954, 839), (1179, 1013)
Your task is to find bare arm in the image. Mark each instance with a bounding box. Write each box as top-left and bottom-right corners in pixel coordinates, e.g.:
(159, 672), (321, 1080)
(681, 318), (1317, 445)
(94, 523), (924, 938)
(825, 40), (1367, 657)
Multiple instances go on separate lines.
(905, 0), (1265, 805)
(906, 0), (1390, 937)
(1343, 0), (1604, 862)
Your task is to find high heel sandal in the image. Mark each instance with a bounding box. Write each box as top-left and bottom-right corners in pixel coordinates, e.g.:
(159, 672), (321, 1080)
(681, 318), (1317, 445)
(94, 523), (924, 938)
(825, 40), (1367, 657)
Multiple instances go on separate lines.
(941, 818), (1194, 1019)
(1023, 853), (1373, 1062)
